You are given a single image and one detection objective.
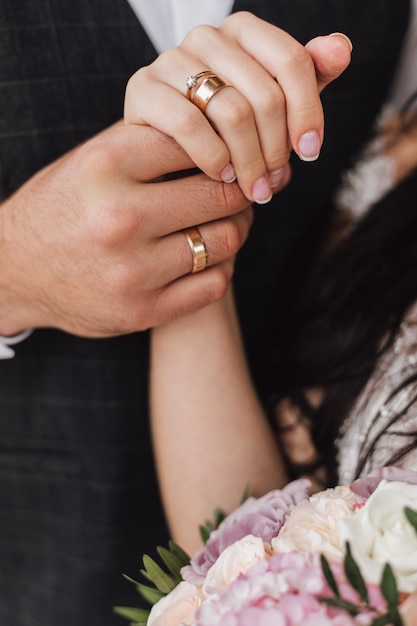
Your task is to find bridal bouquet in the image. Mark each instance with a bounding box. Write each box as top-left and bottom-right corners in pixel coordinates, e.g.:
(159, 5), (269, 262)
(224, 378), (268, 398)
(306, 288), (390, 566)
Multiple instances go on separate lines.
(115, 467), (417, 626)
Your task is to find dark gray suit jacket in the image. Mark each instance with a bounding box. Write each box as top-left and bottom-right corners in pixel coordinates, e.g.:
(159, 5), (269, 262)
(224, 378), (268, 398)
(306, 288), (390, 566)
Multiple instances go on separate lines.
(0, 1), (410, 624)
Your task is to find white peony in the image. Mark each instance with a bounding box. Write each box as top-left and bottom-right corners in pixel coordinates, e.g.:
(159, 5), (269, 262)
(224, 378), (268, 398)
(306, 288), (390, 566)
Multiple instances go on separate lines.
(147, 581), (201, 626)
(272, 485), (356, 561)
(339, 479), (417, 593)
(202, 534), (266, 596)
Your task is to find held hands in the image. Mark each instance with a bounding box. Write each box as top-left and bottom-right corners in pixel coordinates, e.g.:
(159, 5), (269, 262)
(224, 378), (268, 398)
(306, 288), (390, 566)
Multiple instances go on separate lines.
(0, 13), (352, 339)
(125, 11), (353, 204)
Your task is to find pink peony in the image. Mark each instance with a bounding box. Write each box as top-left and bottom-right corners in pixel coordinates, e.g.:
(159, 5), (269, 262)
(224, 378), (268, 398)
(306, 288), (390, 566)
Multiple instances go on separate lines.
(350, 466), (417, 499)
(181, 480), (311, 585)
(193, 550), (378, 626)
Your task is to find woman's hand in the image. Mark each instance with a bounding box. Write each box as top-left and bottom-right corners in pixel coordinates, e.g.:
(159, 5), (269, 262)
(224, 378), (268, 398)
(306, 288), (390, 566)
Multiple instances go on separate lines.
(125, 11), (352, 204)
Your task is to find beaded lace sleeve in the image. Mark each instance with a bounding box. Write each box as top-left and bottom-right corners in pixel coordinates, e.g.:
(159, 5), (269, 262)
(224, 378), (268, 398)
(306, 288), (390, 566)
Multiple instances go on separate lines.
(336, 303), (417, 484)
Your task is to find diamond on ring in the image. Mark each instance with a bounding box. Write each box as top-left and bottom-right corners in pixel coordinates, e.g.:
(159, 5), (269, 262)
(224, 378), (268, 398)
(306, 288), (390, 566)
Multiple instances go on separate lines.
(185, 71), (215, 100)
(185, 75), (197, 89)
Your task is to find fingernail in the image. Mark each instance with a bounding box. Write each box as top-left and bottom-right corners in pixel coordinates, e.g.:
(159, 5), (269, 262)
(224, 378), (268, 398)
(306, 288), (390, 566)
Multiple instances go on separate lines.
(269, 168), (285, 188)
(252, 176), (272, 204)
(221, 163), (236, 183)
(329, 32), (353, 52)
(298, 131), (321, 162)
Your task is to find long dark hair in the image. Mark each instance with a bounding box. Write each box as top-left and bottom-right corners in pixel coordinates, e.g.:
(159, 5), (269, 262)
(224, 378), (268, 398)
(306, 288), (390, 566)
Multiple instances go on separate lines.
(258, 115), (417, 486)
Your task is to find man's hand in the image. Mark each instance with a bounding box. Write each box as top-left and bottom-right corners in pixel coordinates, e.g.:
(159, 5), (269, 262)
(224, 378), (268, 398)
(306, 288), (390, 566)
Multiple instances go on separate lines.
(0, 122), (254, 337)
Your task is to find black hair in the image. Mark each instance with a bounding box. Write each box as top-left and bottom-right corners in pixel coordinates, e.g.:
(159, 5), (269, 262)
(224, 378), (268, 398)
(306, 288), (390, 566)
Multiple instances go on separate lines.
(258, 111), (417, 486)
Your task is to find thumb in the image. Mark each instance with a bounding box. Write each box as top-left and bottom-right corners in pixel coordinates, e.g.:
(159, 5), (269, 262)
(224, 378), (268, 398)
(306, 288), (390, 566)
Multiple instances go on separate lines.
(305, 33), (353, 93)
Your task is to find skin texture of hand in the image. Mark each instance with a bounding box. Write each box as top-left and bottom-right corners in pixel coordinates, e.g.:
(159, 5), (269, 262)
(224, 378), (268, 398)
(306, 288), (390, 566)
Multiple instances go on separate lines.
(125, 11), (352, 204)
(0, 122), (254, 338)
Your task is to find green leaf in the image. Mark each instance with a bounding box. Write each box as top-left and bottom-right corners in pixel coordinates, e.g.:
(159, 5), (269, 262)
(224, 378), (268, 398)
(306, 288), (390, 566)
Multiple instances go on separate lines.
(138, 568), (154, 584)
(240, 485), (250, 504)
(199, 523), (212, 544)
(136, 582), (165, 605)
(318, 596), (359, 616)
(380, 563), (399, 612)
(370, 613), (403, 626)
(320, 554), (340, 597)
(142, 555), (177, 593)
(344, 542), (369, 604)
(404, 507), (417, 534)
(113, 605), (150, 625)
(123, 573), (141, 586)
(168, 541), (190, 567)
(213, 508), (226, 529)
(157, 546), (184, 580)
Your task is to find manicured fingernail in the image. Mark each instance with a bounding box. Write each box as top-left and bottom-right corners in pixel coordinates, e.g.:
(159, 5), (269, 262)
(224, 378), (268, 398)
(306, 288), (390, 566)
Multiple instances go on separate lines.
(269, 168), (285, 188)
(329, 32), (353, 52)
(221, 163), (236, 183)
(298, 131), (321, 162)
(252, 176), (272, 204)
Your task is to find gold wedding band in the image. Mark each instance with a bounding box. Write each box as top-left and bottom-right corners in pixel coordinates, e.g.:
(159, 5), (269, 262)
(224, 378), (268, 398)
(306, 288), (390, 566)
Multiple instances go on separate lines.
(183, 227), (207, 273)
(185, 70), (215, 100)
(192, 74), (231, 113)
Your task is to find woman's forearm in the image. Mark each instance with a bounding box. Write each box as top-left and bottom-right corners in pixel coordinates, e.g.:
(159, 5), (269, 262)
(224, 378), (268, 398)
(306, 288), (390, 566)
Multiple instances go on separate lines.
(150, 287), (287, 553)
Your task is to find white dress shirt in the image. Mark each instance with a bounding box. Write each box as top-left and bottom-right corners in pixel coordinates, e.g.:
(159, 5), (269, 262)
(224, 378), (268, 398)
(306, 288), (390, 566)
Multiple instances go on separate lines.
(1, 0), (415, 358)
(126, 0), (233, 53)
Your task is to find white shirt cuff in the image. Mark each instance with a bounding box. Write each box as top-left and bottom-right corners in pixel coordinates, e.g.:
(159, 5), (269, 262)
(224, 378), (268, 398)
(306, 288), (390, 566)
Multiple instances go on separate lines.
(0, 329), (33, 359)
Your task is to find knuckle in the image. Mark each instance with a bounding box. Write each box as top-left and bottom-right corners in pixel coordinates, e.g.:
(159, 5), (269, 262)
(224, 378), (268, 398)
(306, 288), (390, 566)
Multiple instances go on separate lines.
(101, 263), (130, 300)
(269, 147), (291, 170)
(254, 85), (284, 119)
(212, 180), (247, 217)
(88, 208), (121, 248)
(209, 268), (232, 302)
(183, 24), (217, 49)
(217, 95), (253, 130)
(284, 44), (315, 76)
(221, 11), (254, 33)
(200, 145), (230, 177)
(219, 220), (244, 258)
(88, 204), (142, 249)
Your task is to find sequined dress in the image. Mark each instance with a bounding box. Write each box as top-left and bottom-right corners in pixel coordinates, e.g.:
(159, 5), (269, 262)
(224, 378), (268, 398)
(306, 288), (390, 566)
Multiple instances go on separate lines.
(336, 303), (417, 484)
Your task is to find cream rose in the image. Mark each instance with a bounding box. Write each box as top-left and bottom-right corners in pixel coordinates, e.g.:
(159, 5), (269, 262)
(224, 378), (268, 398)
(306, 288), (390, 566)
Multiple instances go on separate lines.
(339, 480), (417, 593)
(271, 485), (356, 561)
(147, 581), (201, 626)
(202, 534), (265, 596)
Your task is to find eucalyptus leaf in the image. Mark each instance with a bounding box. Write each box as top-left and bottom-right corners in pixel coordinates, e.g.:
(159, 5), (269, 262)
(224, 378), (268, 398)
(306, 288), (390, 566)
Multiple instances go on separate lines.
(404, 507), (417, 534)
(240, 485), (250, 504)
(318, 596), (359, 616)
(157, 546), (184, 580)
(370, 613), (403, 626)
(136, 582), (165, 605)
(169, 541), (190, 567)
(199, 523), (212, 544)
(344, 542), (369, 604)
(320, 554), (340, 597)
(113, 605), (150, 625)
(142, 555), (177, 593)
(123, 573), (141, 586)
(380, 563), (399, 612)
(213, 508), (226, 529)
(138, 568), (154, 584)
